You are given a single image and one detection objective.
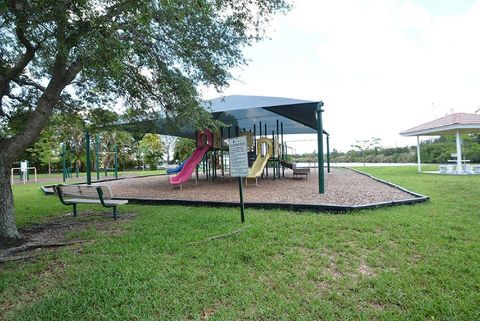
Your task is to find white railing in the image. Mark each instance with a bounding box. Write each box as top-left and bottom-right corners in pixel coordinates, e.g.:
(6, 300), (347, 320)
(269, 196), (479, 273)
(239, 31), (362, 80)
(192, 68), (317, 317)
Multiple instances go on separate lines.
(11, 167), (38, 184)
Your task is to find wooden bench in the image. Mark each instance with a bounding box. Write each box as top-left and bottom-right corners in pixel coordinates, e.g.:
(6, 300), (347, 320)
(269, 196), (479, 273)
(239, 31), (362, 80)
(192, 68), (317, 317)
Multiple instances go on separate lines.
(54, 185), (128, 219)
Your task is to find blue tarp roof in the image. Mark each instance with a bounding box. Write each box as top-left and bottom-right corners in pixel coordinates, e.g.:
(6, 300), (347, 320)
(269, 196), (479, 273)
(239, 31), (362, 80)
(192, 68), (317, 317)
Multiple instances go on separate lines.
(120, 95), (326, 138)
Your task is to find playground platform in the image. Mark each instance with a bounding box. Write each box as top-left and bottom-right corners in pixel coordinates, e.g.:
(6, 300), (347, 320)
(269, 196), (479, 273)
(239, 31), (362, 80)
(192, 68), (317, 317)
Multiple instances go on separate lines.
(94, 168), (427, 212)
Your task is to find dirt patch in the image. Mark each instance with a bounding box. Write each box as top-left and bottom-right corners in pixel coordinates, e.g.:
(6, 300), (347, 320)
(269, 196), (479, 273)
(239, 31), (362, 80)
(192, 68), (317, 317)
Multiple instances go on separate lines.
(369, 302), (385, 311)
(359, 260), (376, 277)
(0, 211), (136, 264)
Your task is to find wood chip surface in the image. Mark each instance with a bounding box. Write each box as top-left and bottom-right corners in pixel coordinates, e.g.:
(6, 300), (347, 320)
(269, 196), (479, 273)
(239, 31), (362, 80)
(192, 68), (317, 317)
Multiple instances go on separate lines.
(97, 168), (416, 206)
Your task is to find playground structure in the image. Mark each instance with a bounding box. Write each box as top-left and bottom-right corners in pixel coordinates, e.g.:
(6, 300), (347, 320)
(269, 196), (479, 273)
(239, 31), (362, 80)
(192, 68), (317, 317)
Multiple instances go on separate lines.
(167, 121), (328, 188)
(247, 137), (274, 183)
(121, 95), (331, 193)
(60, 135), (119, 182)
(11, 160), (37, 184)
(94, 135), (119, 180)
(169, 130), (213, 186)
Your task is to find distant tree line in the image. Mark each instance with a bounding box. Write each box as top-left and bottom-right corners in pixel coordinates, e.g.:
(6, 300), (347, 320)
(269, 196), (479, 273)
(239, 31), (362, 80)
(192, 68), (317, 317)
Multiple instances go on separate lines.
(294, 134), (480, 163)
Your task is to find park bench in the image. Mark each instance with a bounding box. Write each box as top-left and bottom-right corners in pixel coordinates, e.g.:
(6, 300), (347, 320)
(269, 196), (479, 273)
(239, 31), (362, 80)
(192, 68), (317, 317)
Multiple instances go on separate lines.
(54, 185), (128, 219)
(293, 167), (310, 179)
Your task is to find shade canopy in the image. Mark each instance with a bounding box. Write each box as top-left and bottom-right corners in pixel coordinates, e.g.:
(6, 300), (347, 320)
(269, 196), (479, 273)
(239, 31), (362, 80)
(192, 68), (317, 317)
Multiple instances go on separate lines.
(400, 113), (480, 136)
(120, 95), (326, 138)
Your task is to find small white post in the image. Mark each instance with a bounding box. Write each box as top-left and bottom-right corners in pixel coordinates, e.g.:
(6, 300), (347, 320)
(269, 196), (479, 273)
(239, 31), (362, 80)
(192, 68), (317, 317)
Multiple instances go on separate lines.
(456, 130), (462, 174)
(416, 136), (421, 173)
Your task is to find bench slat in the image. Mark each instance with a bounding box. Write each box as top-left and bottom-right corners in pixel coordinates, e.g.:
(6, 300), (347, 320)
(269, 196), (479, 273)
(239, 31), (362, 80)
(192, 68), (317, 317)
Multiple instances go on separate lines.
(60, 185), (113, 200)
(64, 198), (128, 206)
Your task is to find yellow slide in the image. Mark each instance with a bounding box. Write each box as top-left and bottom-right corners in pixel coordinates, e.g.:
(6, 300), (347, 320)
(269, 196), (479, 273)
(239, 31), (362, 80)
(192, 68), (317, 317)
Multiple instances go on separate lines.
(247, 137), (273, 178)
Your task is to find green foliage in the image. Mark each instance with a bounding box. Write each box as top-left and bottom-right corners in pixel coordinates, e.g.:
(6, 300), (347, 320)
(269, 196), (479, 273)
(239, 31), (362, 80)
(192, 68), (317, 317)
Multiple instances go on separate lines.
(1, 0), (290, 135)
(324, 134), (480, 164)
(139, 133), (164, 170)
(173, 137), (196, 162)
(26, 126), (59, 173)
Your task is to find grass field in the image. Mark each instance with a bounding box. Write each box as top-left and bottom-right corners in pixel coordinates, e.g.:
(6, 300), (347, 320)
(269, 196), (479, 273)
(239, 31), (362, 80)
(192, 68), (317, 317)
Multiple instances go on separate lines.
(1, 166), (479, 320)
(17, 169), (167, 180)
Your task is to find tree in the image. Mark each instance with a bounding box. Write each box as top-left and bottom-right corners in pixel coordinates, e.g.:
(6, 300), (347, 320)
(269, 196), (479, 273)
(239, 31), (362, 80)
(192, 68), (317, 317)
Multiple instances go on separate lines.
(26, 126), (59, 174)
(161, 135), (177, 164)
(351, 137), (381, 166)
(0, 0), (289, 240)
(139, 133), (163, 170)
(173, 137), (196, 162)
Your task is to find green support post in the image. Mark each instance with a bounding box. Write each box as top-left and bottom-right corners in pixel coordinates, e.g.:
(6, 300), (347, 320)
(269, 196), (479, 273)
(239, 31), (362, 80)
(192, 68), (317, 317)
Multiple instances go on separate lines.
(272, 130), (275, 180)
(95, 135), (100, 180)
(212, 130), (216, 181)
(281, 122), (285, 177)
(276, 119), (280, 178)
(316, 102), (325, 194)
(85, 130), (92, 185)
(326, 134), (331, 174)
(220, 127), (224, 178)
(114, 144), (118, 179)
(62, 143), (66, 182)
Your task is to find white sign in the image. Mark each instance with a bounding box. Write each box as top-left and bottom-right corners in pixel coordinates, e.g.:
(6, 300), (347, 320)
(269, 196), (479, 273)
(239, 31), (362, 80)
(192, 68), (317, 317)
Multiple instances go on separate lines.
(229, 136), (249, 177)
(20, 161), (28, 172)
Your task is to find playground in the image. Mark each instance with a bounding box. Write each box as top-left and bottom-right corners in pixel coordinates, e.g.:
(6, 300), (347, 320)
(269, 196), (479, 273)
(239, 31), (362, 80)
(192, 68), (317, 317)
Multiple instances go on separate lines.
(33, 95), (427, 211)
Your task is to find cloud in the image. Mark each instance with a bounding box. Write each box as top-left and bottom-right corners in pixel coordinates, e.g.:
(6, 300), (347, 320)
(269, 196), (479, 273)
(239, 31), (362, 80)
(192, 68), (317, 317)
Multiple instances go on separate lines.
(204, 0), (480, 152)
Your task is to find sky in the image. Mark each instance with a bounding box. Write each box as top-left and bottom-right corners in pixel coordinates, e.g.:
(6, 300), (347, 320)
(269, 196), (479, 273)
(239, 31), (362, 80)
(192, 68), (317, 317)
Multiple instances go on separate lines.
(202, 0), (480, 153)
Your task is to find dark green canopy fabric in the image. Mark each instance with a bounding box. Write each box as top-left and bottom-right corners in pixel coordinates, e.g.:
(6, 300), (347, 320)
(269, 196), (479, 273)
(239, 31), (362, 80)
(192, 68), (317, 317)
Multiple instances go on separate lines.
(119, 95), (326, 138)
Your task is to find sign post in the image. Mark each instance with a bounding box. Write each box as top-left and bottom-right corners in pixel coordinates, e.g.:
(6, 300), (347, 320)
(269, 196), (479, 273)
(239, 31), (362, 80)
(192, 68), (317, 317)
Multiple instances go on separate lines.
(228, 136), (249, 223)
(20, 160), (27, 184)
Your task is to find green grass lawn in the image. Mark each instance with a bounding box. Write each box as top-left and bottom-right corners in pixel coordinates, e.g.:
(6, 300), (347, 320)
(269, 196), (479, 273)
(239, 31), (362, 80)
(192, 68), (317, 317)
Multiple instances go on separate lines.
(1, 166), (479, 320)
(31, 169), (166, 179)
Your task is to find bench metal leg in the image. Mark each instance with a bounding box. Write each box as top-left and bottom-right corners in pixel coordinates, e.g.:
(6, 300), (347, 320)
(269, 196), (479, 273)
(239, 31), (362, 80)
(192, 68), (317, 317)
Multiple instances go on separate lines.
(73, 204), (77, 217)
(113, 206), (117, 220)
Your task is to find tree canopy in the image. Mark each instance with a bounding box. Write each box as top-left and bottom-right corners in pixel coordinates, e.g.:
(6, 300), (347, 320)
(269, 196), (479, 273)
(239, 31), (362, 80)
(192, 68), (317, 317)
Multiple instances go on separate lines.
(0, 0), (289, 240)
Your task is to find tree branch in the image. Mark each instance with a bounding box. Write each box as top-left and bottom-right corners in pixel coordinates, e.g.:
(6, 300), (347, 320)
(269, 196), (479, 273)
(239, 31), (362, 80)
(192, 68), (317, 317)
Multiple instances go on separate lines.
(13, 76), (46, 92)
(2, 53), (83, 163)
(0, 2), (42, 116)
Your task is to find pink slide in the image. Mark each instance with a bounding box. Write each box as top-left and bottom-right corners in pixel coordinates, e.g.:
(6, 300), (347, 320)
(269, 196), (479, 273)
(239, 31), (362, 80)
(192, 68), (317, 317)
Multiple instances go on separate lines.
(169, 130), (212, 186)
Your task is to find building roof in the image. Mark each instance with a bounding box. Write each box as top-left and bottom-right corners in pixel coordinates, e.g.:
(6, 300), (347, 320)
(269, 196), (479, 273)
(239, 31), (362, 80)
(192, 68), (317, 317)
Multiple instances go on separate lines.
(120, 95), (327, 138)
(400, 113), (480, 136)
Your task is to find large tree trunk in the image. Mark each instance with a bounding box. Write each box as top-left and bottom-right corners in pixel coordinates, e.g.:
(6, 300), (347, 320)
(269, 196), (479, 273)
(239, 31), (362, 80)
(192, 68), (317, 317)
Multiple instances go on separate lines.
(0, 56), (82, 240)
(0, 161), (20, 240)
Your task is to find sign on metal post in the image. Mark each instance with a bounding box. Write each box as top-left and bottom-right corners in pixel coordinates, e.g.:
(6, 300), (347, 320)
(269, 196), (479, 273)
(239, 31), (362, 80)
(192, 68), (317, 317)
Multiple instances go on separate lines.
(20, 161), (27, 184)
(229, 136), (249, 223)
(20, 161), (27, 172)
(229, 136), (249, 177)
